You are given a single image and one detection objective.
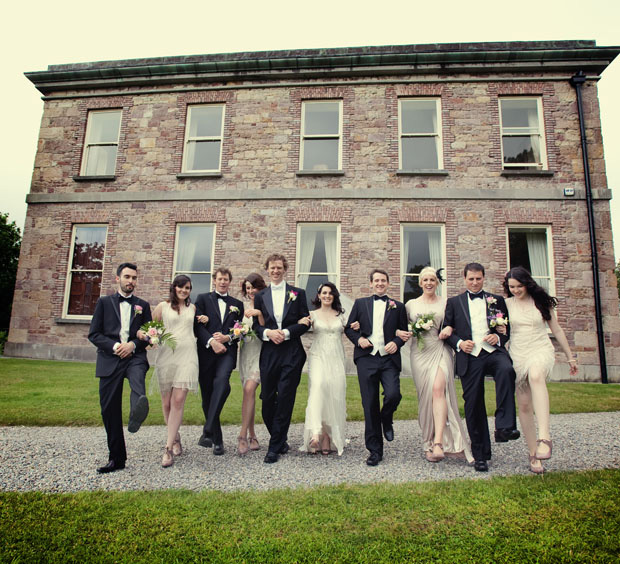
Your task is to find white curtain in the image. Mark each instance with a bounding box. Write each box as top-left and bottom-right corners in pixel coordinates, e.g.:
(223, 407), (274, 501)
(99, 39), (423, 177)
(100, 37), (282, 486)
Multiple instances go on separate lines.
(297, 228), (317, 290)
(402, 228), (410, 290)
(526, 231), (549, 291)
(176, 228), (201, 273)
(428, 229), (442, 295)
(324, 228), (338, 284)
(527, 104), (541, 164)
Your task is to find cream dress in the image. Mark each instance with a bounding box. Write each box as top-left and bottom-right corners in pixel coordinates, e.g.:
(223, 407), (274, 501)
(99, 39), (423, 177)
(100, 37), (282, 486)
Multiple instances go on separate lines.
(238, 302), (261, 385)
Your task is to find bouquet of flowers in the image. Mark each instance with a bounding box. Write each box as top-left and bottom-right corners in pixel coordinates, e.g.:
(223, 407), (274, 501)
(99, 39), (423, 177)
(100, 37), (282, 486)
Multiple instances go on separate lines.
(139, 320), (177, 350)
(229, 320), (257, 348)
(409, 312), (435, 351)
(486, 296), (508, 328)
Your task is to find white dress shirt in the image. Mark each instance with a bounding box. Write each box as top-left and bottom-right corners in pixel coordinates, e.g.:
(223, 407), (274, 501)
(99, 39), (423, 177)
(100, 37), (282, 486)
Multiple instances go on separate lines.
(465, 294), (495, 356)
(368, 297), (387, 356)
(263, 282), (291, 341)
(113, 293), (134, 353)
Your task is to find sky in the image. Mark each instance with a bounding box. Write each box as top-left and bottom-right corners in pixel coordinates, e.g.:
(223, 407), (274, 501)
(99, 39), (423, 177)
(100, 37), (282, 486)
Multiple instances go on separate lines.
(2, 0), (619, 257)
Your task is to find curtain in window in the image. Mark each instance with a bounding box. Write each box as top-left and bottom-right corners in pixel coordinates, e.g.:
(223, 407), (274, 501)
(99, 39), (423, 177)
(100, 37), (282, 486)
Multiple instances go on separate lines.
(428, 229), (442, 269)
(527, 106), (541, 163)
(324, 228), (338, 284)
(526, 232), (549, 291)
(297, 229), (317, 290)
(176, 230), (200, 272)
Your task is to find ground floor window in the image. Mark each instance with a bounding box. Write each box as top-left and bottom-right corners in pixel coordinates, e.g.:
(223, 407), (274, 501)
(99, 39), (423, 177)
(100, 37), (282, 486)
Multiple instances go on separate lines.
(401, 224), (445, 303)
(173, 223), (216, 301)
(507, 225), (554, 293)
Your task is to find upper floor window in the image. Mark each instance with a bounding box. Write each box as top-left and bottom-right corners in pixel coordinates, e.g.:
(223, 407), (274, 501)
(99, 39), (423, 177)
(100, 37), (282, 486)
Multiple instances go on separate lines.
(399, 99), (442, 170)
(173, 224), (216, 301)
(64, 225), (108, 317)
(182, 105), (225, 173)
(300, 100), (342, 172)
(296, 223), (340, 308)
(500, 98), (547, 170)
(401, 224), (445, 303)
(80, 110), (121, 176)
(507, 225), (554, 293)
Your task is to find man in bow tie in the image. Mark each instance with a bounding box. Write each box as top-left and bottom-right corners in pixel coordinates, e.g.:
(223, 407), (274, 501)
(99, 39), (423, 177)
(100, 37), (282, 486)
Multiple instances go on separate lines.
(88, 262), (153, 473)
(345, 269), (408, 466)
(442, 262), (518, 473)
(195, 268), (244, 455)
(253, 254), (309, 463)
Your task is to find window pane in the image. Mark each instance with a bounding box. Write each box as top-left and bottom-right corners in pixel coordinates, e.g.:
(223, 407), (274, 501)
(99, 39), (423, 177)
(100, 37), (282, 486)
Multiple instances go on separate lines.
(176, 225), (214, 271)
(401, 137), (438, 169)
(88, 111), (121, 143)
(501, 99), (539, 128)
(401, 100), (437, 134)
(503, 136), (539, 164)
(403, 276), (423, 304)
(72, 226), (107, 270)
(303, 139), (339, 170)
(84, 145), (117, 176)
(67, 272), (102, 316)
(308, 231), (328, 272)
(175, 272), (212, 303)
(189, 106), (223, 137)
(304, 102), (340, 135)
(508, 229), (549, 288)
(186, 140), (221, 170)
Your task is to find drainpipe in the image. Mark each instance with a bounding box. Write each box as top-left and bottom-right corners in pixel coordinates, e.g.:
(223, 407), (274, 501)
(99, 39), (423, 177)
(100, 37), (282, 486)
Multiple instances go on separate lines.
(570, 71), (608, 383)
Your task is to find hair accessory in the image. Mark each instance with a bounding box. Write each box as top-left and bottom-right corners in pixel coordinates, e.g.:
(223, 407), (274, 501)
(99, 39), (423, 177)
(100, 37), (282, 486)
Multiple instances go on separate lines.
(435, 268), (445, 283)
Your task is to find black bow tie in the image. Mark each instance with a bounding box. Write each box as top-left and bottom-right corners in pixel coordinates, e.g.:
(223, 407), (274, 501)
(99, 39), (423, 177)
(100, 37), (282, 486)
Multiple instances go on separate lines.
(118, 294), (133, 303)
(468, 292), (484, 300)
(217, 293), (229, 303)
(373, 295), (388, 302)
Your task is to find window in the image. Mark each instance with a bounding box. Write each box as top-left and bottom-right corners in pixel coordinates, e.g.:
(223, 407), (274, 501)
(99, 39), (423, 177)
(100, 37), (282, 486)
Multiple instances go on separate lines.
(182, 105), (225, 173)
(64, 225), (108, 316)
(401, 224), (445, 303)
(507, 226), (554, 292)
(399, 98), (442, 170)
(500, 97), (547, 170)
(300, 100), (342, 171)
(173, 224), (216, 301)
(80, 110), (122, 176)
(296, 224), (340, 307)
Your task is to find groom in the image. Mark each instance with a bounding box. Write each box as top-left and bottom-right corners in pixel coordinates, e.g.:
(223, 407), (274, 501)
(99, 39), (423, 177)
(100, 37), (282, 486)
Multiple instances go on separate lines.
(443, 262), (518, 472)
(345, 269), (408, 466)
(253, 253), (310, 463)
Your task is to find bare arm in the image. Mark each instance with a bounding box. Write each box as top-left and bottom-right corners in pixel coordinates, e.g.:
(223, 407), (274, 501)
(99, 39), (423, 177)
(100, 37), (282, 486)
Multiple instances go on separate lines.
(547, 311), (578, 376)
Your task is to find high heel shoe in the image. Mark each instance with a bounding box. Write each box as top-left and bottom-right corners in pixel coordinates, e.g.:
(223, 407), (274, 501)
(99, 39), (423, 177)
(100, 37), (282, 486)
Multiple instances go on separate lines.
(309, 436), (320, 453)
(249, 436), (260, 451)
(172, 434), (182, 457)
(426, 443), (444, 463)
(535, 439), (552, 460)
(162, 447), (174, 468)
(237, 436), (249, 455)
(529, 454), (544, 474)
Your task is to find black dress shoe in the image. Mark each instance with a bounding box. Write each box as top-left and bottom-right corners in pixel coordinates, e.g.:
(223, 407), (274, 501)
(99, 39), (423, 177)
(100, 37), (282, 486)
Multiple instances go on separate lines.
(264, 451), (279, 464)
(213, 443), (225, 456)
(128, 395), (149, 433)
(198, 434), (213, 448)
(474, 460), (489, 472)
(366, 452), (382, 466)
(495, 429), (521, 443)
(278, 442), (290, 455)
(383, 422), (394, 442)
(97, 460), (125, 474)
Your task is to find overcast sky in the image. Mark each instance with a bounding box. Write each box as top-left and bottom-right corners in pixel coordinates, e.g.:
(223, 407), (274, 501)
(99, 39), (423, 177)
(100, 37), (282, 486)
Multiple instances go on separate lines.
(2, 0), (618, 257)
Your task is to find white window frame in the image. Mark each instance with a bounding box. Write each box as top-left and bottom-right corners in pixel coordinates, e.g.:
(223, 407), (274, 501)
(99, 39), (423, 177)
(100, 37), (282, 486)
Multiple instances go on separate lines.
(506, 225), (555, 295)
(398, 98), (443, 170)
(63, 224), (108, 318)
(400, 223), (446, 301)
(499, 97), (548, 170)
(295, 223), (341, 292)
(80, 109), (122, 176)
(181, 104), (225, 173)
(300, 100), (343, 171)
(172, 223), (217, 297)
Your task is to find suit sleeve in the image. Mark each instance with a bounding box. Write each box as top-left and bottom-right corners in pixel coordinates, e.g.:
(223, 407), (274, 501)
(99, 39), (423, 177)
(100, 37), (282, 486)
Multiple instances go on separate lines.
(88, 298), (117, 353)
(253, 292), (267, 340)
(444, 298), (460, 352)
(392, 303), (408, 350)
(495, 295), (511, 348)
(131, 300), (152, 353)
(285, 290), (310, 340)
(344, 300), (361, 345)
(194, 295), (214, 343)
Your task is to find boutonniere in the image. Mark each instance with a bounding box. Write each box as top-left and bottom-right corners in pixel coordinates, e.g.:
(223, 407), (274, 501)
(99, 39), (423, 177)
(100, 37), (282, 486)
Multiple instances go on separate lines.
(134, 305), (143, 315)
(229, 305), (240, 315)
(387, 299), (396, 310)
(287, 290), (298, 303)
(485, 296), (497, 306)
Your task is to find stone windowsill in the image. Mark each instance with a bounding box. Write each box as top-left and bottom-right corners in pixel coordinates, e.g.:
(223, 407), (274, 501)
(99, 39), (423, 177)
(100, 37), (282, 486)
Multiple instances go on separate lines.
(73, 175), (116, 182)
(501, 169), (555, 177)
(296, 170), (345, 176)
(176, 172), (222, 179)
(55, 317), (92, 325)
(397, 169), (449, 176)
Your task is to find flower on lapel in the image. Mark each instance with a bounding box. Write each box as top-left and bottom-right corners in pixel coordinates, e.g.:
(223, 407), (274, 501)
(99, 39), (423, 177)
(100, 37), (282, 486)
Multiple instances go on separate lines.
(229, 305), (240, 315)
(134, 305), (143, 315)
(387, 299), (396, 310)
(486, 296), (497, 306)
(287, 290), (298, 303)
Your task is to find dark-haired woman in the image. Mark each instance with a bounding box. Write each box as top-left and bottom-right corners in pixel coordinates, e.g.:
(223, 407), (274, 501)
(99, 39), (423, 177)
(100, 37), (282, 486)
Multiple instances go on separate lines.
(236, 273), (266, 455)
(140, 275), (200, 467)
(501, 267), (578, 474)
(299, 282), (347, 455)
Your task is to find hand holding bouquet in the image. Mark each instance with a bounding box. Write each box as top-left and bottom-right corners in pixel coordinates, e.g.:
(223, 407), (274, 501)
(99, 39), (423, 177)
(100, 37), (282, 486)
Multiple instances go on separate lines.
(139, 320), (177, 350)
(409, 313), (435, 351)
(229, 320), (257, 348)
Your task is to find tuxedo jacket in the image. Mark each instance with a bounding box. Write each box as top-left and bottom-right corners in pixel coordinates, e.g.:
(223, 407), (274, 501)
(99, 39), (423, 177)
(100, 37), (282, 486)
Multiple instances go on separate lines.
(194, 292), (244, 368)
(444, 291), (511, 377)
(253, 284), (310, 343)
(344, 296), (408, 370)
(88, 293), (152, 378)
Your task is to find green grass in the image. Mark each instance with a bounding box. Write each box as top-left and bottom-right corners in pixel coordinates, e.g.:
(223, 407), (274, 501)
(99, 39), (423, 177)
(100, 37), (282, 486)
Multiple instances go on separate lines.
(1, 469), (619, 563)
(0, 358), (618, 426)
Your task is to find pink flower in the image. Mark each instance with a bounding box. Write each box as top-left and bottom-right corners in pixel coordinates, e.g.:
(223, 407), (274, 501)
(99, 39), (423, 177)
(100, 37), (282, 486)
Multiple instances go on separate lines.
(134, 305), (143, 314)
(388, 300), (396, 310)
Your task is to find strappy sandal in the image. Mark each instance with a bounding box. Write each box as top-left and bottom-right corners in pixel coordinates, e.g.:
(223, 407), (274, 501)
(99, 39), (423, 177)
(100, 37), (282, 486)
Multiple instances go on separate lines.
(309, 437), (320, 453)
(431, 442), (445, 462)
(162, 447), (174, 468)
(237, 436), (249, 455)
(529, 454), (544, 474)
(249, 436), (260, 451)
(535, 438), (552, 460)
(172, 434), (182, 457)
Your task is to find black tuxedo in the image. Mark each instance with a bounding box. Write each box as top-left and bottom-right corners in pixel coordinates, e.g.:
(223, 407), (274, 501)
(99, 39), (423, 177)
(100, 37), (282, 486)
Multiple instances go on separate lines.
(194, 291), (244, 446)
(345, 296), (408, 456)
(88, 293), (152, 464)
(444, 291), (516, 461)
(253, 283), (309, 455)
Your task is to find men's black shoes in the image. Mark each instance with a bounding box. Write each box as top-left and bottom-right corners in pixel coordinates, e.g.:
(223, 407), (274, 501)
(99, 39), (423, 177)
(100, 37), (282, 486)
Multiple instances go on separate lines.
(198, 434), (213, 448)
(97, 460), (125, 474)
(213, 444), (225, 456)
(264, 451), (279, 464)
(495, 429), (521, 443)
(382, 422), (394, 442)
(366, 452), (383, 466)
(128, 395), (149, 433)
(474, 460), (489, 472)
(278, 442), (290, 455)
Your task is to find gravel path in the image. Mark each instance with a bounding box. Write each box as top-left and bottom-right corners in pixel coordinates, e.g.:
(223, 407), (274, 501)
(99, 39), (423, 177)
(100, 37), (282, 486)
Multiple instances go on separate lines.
(1, 412), (618, 493)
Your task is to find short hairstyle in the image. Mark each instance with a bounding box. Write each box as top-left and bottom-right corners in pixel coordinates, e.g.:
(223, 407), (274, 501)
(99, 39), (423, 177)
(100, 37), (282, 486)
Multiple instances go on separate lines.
(463, 262), (485, 277)
(369, 268), (389, 283)
(213, 267), (232, 281)
(240, 273), (267, 297)
(117, 262), (138, 276)
(264, 254), (288, 271)
(418, 266), (439, 287)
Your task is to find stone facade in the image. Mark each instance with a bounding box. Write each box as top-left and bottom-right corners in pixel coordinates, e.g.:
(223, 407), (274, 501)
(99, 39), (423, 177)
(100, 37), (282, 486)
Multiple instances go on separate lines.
(7, 40), (620, 381)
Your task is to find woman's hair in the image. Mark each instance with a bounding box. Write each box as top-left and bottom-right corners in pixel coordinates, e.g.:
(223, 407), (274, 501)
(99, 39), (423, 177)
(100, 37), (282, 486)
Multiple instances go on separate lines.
(311, 282), (345, 314)
(417, 266), (444, 287)
(240, 272), (267, 297)
(502, 266), (557, 321)
(169, 274), (192, 313)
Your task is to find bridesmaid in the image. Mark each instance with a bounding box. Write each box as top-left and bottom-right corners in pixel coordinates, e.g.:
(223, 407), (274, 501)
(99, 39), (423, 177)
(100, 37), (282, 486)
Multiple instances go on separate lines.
(501, 266), (578, 474)
(400, 267), (473, 464)
(236, 273), (266, 455)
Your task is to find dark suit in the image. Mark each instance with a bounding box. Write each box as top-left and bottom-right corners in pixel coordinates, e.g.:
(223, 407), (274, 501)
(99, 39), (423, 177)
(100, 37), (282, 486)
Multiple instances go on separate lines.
(345, 296), (408, 456)
(88, 293), (152, 465)
(444, 291), (516, 461)
(194, 292), (244, 446)
(253, 284), (310, 455)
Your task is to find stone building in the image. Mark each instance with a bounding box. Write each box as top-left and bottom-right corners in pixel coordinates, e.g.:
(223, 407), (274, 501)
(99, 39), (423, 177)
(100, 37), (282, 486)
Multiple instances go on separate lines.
(6, 40), (620, 382)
